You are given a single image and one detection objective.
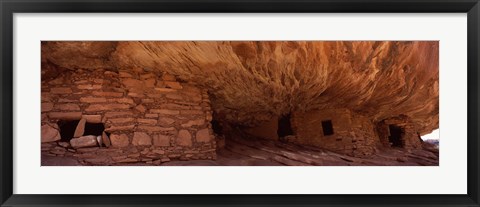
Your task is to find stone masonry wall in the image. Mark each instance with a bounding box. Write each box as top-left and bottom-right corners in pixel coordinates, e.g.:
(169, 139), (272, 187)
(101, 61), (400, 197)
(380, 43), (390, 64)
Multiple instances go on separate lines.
(291, 108), (380, 157)
(41, 68), (216, 165)
(376, 115), (423, 150)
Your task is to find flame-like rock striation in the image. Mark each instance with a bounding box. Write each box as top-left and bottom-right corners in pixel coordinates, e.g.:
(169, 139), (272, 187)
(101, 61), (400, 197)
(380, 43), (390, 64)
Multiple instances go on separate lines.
(42, 41), (439, 135)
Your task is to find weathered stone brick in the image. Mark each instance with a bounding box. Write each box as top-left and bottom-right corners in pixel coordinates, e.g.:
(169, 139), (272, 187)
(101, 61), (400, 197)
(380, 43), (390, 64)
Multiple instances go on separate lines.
(58, 98), (76, 103)
(192, 106), (203, 110)
(138, 126), (175, 132)
(152, 134), (170, 147)
(74, 80), (89, 84)
(145, 113), (158, 118)
(190, 95), (203, 102)
(110, 134), (130, 147)
(108, 117), (135, 124)
(41, 113), (48, 122)
(55, 104), (80, 111)
(158, 117), (175, 126)
(154, 88), (177, 93)
(108, 98), (135, 104)
(70, 135), (98, 149)
(180, 110), (203, 115)
(140, 73), (155, 79)
(118, 71), (133, 78)
(181, 119), (205, 128)
(177, 130), (192, 146)
(115, 158), (138, 163)
(82, 115), (102, 123)
(142, 99), (154, 103)
(144, 94), (162, 99)
(166, 94), (184, 100)
(85, 104), (130, 112)
(150, 109), (179, 115)
(93, 79), (104, 84)
(137, 118), (157, 125)
(111, 155), (127, 161)
(206, 114), (213, 121)
(48, 112), (82, 120)
(144, 78), (156, 88)
(102, 131), (111, 147)
(122, 78), (143, 87)
(77, 84), (102, 90)
(160, 158), (170, 162)
(196, 128), (212, 142)
(41, 102), (54, 112)
(159, 103), (190, 110)
(134, 105), (146, 113)
(132, 132), (152, 146)
(128, 153), (141, 158)
(92, 91), (123, 97)
(41, 124), (61, 143)
(152, 149), (165, 154)
(41, 93), (52, 102)
(104, 111), (134, 118)
(182, 85), (201, 94)
(162, 74), (176, 81)
(165, 81), (183, 89)
(128, 92), (145, 98)
(74, 118), (87, 137)
(104, 71), (118, 76)
(80, 97), (107, 103)
(48, 77), (64, 85)
(51, 87), (72, 94)
(104, 125), (135, 132)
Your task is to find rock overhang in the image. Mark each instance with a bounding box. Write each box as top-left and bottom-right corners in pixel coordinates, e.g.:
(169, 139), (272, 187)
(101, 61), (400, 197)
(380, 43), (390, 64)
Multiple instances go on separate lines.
(41, 41), (439, 135)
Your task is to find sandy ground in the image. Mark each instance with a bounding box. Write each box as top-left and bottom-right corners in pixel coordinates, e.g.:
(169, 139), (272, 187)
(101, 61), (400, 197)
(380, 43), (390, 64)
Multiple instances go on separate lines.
(42, 136), (439, 166)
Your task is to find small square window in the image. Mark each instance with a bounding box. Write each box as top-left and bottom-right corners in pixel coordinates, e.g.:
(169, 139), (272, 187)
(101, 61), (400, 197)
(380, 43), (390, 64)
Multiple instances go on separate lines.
(322, 120), (334, 136)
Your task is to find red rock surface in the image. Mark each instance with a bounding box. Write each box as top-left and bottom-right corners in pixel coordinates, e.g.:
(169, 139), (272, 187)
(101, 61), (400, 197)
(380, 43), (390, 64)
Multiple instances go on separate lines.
(42, 41), (438, 136)
(42, 136), (439, 166)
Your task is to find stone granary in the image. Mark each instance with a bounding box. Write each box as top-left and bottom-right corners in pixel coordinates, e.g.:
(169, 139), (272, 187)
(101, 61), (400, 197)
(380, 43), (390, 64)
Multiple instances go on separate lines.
(41, 41), (439, 165)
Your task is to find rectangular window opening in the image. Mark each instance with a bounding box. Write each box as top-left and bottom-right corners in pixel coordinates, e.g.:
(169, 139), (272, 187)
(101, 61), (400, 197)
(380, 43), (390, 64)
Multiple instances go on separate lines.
(322, 120), (334, 136)
(388, 124), (404, 147)
(277, 114), (294, 138)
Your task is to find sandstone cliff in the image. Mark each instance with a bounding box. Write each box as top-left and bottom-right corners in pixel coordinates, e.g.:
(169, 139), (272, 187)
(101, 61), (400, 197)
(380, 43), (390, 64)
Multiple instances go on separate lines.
(42, 41), (439, 135)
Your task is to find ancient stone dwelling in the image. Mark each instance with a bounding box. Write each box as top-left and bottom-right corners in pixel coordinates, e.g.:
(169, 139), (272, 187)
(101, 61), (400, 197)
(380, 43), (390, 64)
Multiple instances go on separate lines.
(41, 68), (216, 165)
(244, 108), (423, 157)
(41, 41), (438, 165)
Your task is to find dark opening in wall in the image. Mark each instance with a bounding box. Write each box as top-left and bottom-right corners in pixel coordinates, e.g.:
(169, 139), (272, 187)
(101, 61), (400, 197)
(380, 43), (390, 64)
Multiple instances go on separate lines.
(57, 120), (80, 141)
(57, 120), (105, 141)
(388, 125), (404, 147)
(322, 120), (334, 136)
(277, 114), (294, 137)
(211, 120), (223, 135)
(84, 123), (105, 136)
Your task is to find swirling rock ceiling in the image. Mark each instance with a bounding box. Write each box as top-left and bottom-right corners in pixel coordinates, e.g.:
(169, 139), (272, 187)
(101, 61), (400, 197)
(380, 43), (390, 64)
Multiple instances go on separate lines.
(41, 41), (439, 135)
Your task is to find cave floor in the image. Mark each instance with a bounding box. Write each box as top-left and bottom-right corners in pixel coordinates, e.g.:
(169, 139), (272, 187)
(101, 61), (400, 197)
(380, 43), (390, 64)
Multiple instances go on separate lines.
(210, 137), (439, 166)
(42, 136), (439, 166)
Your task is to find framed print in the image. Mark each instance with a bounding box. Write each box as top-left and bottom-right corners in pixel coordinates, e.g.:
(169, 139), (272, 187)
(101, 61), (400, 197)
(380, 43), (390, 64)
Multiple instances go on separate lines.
(1, 0), (479, 206)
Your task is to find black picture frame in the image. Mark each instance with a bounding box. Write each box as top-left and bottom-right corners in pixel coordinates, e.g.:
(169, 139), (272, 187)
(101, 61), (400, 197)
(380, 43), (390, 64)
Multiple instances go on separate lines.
(1, 0), (479, 206)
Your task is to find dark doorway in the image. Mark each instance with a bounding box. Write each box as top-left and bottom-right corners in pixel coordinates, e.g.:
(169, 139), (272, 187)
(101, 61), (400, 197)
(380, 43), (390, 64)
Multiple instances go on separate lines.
(388, 125), (404, 147)
(57, 120), (80, 141)
(277, 114), (294, 137)
(321, 120), (334, 136)
(211, 120), (223, 135)
(57, 120), (105, 141)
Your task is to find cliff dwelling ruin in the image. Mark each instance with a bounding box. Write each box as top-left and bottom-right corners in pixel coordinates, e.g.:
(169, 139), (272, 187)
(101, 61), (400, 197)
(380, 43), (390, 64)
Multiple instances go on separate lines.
(41, 41), (439, 166)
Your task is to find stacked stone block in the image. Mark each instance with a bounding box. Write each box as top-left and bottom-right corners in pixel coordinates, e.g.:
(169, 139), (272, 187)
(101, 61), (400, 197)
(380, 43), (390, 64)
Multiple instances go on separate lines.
(41, 68), (216, 165)
(290, 108), (380, 157)
(376, 116), (423, 150)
